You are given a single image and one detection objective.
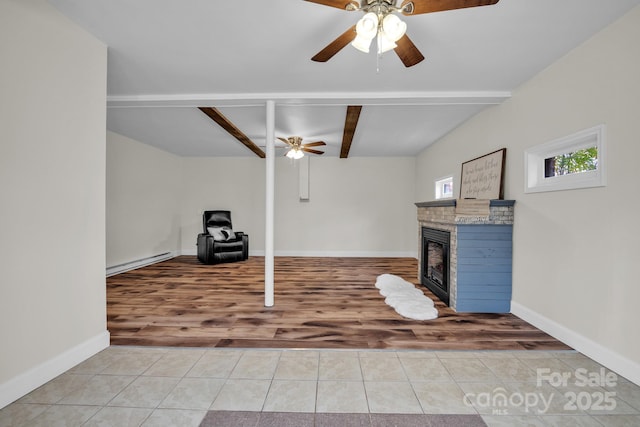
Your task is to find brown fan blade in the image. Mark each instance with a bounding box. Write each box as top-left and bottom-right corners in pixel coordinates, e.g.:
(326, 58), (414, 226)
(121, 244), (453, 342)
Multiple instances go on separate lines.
(303, 141), (327, 147)
(401, 0), (499, 15)
(302, 148), (325, 155)
(312, 24), (357, 62)
(394, 34), (425, 67)
(340, 105), (362, 158)
(305, 0), (359, 10)
(277, 137), (293, 146)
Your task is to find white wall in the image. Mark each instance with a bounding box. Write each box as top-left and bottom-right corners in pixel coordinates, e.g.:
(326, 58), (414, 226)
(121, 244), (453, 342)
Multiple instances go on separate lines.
(178, 157), (267, 253)
(0, 0), (108, 407)
(416, 5), (640, 383)
(178, 156), (417, 257)
(273, 157), (417, 256)
(109, 145), (418, 262)
(106, 131), (182, 268)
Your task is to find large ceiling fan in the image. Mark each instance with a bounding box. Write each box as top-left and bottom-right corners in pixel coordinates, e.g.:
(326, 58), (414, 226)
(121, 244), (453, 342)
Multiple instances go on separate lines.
(278, 136), (326, 159)
(306, 0), (500, 67)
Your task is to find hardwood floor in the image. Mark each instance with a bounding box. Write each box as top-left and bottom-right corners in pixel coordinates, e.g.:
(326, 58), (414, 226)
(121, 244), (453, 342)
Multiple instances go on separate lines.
(107, 256), (571, 351)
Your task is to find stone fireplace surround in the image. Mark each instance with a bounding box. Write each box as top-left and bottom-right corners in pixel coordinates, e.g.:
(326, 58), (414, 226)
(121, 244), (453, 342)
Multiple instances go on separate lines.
(416, 200), (515, 313)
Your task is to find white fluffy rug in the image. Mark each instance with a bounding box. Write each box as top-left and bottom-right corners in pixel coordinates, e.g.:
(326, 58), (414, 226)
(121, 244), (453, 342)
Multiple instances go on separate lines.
(375, 274), (438, 321)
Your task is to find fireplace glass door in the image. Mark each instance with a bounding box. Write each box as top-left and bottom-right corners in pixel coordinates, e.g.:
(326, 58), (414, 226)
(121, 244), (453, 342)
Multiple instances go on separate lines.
(427, 242), (445, 288)
(421, 227), (450, 305)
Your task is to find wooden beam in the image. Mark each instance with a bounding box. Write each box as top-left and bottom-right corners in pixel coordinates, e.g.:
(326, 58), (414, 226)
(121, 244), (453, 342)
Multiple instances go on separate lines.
(340, 105), (362, 159)
(198, 107), (265, 158)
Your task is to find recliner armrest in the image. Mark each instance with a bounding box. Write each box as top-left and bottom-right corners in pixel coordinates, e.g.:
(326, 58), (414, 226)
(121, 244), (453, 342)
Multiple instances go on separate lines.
(199, 231), (245, 243)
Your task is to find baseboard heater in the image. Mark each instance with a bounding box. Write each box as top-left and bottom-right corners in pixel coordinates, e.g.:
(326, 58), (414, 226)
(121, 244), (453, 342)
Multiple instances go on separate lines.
(106, 252), (174, 277)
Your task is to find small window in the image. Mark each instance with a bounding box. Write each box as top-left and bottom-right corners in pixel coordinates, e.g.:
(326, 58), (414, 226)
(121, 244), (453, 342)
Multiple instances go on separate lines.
(525, 125), (606, 193)
(435, 176), (454, 199)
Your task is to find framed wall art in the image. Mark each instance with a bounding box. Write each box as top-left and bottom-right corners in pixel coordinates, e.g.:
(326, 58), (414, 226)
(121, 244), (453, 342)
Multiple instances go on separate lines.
(459, 148), (506, 200)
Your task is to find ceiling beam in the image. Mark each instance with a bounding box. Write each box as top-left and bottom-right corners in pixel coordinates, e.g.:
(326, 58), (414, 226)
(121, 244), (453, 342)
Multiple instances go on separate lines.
(340, 105), (362, 159)
(198, 107), (265, 158)
(108, 92), (511, 108)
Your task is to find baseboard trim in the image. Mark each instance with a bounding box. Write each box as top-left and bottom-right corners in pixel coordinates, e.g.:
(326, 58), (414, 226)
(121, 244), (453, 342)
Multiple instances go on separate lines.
(511, 301), (640, 386)
(0, 331), (110, 409)
(180, 249), (417, 258)
(106, 252), (175, 276)
(270, 250), (417, 258)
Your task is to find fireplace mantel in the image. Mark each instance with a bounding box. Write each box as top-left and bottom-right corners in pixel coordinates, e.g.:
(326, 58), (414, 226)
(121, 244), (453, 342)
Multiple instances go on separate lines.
(415, 199), (515, 208)
(416, 200), (515, 313)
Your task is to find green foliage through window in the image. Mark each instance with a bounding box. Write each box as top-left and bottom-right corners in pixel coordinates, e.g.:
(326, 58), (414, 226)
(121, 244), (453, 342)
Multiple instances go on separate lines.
(544, 147), (598, 178)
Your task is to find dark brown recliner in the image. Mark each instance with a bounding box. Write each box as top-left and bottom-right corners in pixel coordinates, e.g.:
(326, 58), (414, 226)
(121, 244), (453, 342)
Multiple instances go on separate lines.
(197, 210), (249, 264)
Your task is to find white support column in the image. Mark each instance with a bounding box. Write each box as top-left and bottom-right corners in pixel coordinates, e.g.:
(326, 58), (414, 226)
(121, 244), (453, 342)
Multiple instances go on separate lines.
(264, 100), (275, 307)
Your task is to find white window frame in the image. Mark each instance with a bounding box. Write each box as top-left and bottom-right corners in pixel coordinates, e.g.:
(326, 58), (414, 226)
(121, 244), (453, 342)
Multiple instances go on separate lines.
(435, 175), (454, 200)
(524, 124), (606, 194)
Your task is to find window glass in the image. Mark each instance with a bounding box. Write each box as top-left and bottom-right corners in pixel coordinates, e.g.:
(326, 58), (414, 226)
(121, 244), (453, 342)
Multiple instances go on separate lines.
(544, 147), (598, 178)
(435, 176), (454, 199)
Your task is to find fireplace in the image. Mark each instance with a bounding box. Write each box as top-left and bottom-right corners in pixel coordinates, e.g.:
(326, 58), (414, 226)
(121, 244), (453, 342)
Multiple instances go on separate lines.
(416, 200), (515, 312)
(421, 227), (450, 305)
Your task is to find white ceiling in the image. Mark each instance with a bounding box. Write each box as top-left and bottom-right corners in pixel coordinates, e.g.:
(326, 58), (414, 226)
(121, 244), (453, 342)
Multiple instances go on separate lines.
(49, 0), (640, 157)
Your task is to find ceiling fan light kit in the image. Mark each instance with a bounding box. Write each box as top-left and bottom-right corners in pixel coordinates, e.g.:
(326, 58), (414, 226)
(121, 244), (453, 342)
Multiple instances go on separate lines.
(307, 0), (499, 67)
(351, 12), (407, 54)
(286, 148), (305, 159)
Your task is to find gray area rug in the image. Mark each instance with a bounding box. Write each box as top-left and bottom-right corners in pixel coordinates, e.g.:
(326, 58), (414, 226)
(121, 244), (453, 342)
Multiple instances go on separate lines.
(200, 411), (487, 427)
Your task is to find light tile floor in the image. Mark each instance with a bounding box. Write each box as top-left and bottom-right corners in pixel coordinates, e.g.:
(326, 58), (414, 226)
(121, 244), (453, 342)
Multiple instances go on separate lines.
(1, 347), (639, 426)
